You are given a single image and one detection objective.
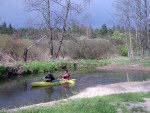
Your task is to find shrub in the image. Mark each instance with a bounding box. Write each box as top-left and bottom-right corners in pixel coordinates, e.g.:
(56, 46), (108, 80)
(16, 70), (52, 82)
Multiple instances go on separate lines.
(0, 66), (7, 76)
(112, 31), (125, 45)
(118, 45), (128, 56)
(0, 34), (50, 61)
(0, 34), (117, 61)
(60, 39), (117, 59)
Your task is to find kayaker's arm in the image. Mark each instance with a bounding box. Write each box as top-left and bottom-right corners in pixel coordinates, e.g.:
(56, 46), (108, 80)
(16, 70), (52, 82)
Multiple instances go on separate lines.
(41, 77), (51, 82)
(57, 75), (67, 81)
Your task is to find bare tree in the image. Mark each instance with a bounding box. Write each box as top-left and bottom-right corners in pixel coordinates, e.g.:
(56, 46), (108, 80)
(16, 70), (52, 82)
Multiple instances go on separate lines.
(25, 0), (90, 59)
(23, 35), (46, 61)
(115, 0), (134, 58)
(55, 0), (71, 58)
(133, 0), (142, 48)
(143, 0), (150, 54)
(133, 0), (150, 56)
(114, 0), (150, 58)
(25, 0), (54, 58)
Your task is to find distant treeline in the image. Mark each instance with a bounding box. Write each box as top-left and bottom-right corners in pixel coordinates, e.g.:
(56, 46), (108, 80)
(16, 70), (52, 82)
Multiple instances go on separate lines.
(0, 22), (14, 35)
(0, 22), (121, 41)
(0, 21), (144, 62)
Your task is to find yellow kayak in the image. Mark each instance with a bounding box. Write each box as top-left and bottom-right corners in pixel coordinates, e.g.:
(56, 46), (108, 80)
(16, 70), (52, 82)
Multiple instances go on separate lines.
(31, 79), (76, 87)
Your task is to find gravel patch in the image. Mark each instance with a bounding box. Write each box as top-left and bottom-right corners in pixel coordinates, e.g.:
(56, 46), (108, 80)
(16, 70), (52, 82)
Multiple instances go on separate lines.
(71, 81), (150, 99)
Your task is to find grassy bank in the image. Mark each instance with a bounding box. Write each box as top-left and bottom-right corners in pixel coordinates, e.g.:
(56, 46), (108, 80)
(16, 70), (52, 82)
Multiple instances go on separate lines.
(6, 92), (150, 113)
(130, 59), (150, 67)
(17, 60), (76, 73)
(0, 60), (77, 78)
(79, 57), (130, 67)
(0, 57), (121, 77)
(1, 57), (150, 78)
(0, 66), (7, 76)
(80, 57), (150, 67)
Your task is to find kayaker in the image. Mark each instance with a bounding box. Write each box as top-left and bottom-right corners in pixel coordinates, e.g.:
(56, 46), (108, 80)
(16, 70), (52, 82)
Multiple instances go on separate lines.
(44, 71), (55, 82)
(59, 70), (70, 80)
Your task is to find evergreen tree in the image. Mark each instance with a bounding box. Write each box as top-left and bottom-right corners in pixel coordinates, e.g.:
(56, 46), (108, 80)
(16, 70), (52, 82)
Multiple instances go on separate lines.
(91, 28), (100, 38)
(107, 29), (113, 36)
(0, 22), (8, 34)
(0, 23), (14, 35)
(100, 24), (108, 36)
(71, 23), (85, 36)
(91, 30), (97, 38)
(8, 24), (13, 35)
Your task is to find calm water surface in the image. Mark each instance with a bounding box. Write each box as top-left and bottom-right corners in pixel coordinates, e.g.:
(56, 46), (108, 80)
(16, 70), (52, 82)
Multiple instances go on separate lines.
(0, 69), (150, 109)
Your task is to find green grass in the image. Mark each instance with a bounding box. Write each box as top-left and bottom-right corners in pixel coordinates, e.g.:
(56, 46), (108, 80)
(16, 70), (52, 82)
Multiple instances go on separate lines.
(130, 59), (150, 67)
(80, 57), (150, 67)
(14, 60), (77, 74)
(0, 66), (7, 77)
(10, 92), (150, 113)
(19, 58), (150, 74)
(101, 92), (150, 103)
(0, 60), (77, 77)
(16, 98), (116, 113)
(1, 57), (150, 76)
(80, 59), (110, 67)
(80, 57), (130, 67)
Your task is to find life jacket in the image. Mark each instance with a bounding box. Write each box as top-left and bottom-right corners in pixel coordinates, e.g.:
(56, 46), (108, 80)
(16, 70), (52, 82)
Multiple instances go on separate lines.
(63, 73), (70, 80)
(45, 74), (55, 81)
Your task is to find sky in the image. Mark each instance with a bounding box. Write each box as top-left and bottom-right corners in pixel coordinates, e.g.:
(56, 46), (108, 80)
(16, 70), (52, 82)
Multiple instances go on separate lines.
(0, 0), (116, 29)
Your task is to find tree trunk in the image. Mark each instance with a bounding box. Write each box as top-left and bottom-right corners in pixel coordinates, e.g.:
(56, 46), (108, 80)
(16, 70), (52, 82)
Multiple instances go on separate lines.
(129, 28), (133, 58)
(47, 0), (54, 59)
(55, 0), (70, 58)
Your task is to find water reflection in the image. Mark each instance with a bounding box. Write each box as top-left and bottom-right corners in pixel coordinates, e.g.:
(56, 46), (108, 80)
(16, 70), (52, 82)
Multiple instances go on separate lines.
(59, 84), (70, 97)
(126, 72), (148, 82)
(0, 69), (150, 109)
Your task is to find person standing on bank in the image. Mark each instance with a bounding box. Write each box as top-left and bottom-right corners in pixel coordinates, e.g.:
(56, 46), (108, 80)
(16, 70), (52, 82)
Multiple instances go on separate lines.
(44, 71), (55, 82)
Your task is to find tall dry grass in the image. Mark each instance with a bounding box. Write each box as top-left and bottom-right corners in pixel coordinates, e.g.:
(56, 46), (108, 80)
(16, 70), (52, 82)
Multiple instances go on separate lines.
(60, 38), (117, 59)
(0, 34), (50, 62)
(0, 34), (117, 61)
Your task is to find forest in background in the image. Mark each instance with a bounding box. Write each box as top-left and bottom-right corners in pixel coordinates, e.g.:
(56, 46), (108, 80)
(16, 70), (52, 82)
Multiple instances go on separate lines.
(0, 22), (118, 62)
(0, 0), (150, 63)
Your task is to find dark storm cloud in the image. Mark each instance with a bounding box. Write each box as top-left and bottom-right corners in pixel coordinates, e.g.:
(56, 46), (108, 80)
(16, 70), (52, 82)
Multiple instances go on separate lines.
(0, 0), (115, 28)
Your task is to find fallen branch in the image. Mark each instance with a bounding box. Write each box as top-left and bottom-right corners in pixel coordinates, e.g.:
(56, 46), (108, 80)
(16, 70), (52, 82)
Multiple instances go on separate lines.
(23, 35), (47, 61)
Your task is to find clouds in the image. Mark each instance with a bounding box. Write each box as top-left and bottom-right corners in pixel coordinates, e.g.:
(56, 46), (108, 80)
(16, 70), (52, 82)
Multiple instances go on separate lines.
(0, 0), (116, 28)
(0, 0), (29, 28)
(83, 0), (116, 28)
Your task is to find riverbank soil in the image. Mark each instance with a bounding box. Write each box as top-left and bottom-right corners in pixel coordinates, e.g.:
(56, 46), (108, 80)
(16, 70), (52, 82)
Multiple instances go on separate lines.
(96, 63), (150, 72)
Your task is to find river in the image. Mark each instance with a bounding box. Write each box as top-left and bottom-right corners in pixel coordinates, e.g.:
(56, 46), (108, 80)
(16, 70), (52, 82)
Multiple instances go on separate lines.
(0, 69), (150, 109)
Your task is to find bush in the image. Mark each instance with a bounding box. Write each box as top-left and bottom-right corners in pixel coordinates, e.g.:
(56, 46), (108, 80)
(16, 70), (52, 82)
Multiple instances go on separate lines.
(0, 34), (50, 61)
(0, 66), (7, 76)
(118, 45), (128, 56)
(112, 31), (125, 45)
(0, 34), (117, 61)
(60, 39), (117, 59)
